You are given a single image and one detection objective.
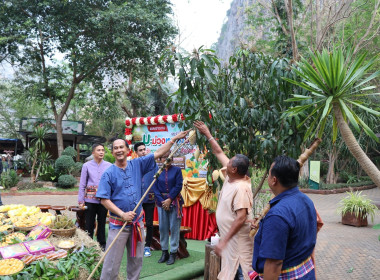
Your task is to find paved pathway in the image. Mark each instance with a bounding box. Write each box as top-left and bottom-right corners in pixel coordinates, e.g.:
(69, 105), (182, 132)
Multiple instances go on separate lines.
(310, 187), (380, 279)
(2, 188), (380, 279)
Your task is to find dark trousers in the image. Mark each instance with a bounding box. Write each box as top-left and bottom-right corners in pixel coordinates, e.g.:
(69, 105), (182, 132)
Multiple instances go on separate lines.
(143, 202), (155, 247)
(85, 202), (107, 249)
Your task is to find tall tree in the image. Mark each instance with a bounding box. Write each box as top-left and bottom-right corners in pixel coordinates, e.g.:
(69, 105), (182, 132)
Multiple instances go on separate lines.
(284, 49), (380, 187)
(0, 0), (177, 155)
(162, 47), (307, 188)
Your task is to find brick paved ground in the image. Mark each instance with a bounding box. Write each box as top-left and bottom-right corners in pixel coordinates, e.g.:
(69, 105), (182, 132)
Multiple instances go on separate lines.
(310, 187), (380, 279)
(2, 188), (380, 279)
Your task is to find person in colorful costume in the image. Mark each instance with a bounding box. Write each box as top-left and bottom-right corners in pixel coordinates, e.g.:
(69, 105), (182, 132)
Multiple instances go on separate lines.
(78, 143), (112, 250)
(97, 132), (188, 280)
(194, 120), (254, 280)
(251, 156), (317, 280)
(134, 142), (158, 257)
(154, 151), (184, 265)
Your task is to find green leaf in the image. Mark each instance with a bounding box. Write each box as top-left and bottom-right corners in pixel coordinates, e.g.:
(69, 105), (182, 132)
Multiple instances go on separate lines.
(338, 100), (360, 133)
(345, 99), (380, 117)
(204, 68), (216, 84)
(356, 114), (380, 143)
(320, 96), (333, 120)
(170, 60), (175, 76)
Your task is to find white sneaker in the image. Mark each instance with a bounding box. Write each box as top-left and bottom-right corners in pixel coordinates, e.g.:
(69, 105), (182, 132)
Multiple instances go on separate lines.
(144, 247), (151, 257)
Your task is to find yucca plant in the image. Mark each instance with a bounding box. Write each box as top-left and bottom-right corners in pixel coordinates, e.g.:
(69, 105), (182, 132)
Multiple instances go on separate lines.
(284, 49), (380, 187)
(338, 191), (377, 223)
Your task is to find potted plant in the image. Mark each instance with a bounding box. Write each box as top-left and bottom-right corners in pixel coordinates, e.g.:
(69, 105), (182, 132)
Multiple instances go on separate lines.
(338, 191), (377, 227)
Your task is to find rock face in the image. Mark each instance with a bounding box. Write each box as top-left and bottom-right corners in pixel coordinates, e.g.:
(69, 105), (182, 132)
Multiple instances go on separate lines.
(216, 0), (253, 63)
(216, 0), (269, 63)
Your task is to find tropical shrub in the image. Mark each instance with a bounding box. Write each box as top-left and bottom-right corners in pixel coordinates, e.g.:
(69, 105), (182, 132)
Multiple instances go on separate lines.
(72, 162), (83, 177)
(0, 170), (21, 189)
(55, 155), (75, 175)
(38, 164), (57, 182)
(62, 146), (78, 159)
(104, 147), (115, 163)
(57, 174), (77, 189)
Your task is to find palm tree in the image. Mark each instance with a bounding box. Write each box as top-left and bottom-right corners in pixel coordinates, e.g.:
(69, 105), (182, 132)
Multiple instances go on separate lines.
(30, 126), (48, 182)
(284, 49), (380, 187)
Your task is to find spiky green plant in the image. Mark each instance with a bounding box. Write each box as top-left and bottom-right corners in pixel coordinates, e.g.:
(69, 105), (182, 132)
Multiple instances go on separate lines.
(338, 191), (377, 222)
(284, 49), (380, 187)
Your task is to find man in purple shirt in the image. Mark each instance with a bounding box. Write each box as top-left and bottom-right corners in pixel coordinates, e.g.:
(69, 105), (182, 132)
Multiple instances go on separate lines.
(78, 143), (112, 250)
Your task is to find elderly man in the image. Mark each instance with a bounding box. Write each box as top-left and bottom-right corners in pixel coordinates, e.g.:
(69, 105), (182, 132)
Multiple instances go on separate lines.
(96, 131), (188, 280)
(194, 120), (254, 280)
(251, 156), (317, 280)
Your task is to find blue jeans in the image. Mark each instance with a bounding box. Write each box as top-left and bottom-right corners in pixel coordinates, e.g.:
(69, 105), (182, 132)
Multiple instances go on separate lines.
(157, 206), (181, 253)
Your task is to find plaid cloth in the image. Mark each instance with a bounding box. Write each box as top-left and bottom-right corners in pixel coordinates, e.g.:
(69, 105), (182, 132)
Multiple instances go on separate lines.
(109, 212), (144, 258)
(250, 256), (314, 280)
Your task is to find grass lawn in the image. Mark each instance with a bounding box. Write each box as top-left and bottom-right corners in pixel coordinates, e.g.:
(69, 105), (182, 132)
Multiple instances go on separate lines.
(101, 227), (206, 279)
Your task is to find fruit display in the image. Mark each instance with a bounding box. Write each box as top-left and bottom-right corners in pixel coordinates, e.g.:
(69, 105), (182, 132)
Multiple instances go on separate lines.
(5, 233), (25, 244)
(50, 215), (75, 229)
(58, 240), (75, 249)
(0, 204), (103, 278)
(0, 258), (24, 276)
(0, 205), (24, 213)
(8, 206), (40, 217)
(11, 216), (39, 228)
(0, 225), (13, 232)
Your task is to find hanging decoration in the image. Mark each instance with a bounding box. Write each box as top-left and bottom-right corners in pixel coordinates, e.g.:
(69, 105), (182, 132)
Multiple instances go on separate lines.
(125, 113), (186, 145)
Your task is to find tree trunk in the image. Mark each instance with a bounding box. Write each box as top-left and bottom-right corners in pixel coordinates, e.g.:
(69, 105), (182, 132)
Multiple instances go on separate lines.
(56, 118), (64, 157)
(30, 149), (38, 183)
(326, 145), (338, 184)
(286, 0), (299, 60)
(333, 103), (380, 187)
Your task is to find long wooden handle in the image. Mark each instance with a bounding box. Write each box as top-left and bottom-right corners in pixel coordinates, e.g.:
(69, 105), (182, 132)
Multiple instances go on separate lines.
(249, 194), (274, 237)
(87, 132), (194, 280)
(248, 138), (322, 238)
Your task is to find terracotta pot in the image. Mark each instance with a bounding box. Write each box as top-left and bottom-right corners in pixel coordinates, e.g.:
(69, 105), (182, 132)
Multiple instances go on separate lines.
(342, 212), (368, 227)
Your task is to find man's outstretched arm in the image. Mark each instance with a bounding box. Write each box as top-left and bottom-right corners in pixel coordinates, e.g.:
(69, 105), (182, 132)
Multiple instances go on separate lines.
(194, 121), (229, 167)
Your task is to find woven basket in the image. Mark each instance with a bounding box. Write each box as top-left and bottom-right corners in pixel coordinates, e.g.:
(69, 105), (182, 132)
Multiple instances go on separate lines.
(14, 225), (35, 232)
(50, 227), (76, 237)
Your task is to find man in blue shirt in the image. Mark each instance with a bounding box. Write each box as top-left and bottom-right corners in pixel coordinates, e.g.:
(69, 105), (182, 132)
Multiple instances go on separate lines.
(134, 142), (158, 258)
(154, 151), (183, 265)
(97, 132), (188, 280)
(252, 156), (317, 280)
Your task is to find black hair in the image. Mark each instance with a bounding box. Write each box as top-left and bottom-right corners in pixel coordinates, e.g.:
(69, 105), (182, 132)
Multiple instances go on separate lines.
(231, 154), (249, 176)
(270, 155), (300, 188)
(134, 142), (145, 152)
(92, 143), (104, 152)
(111, 139), (129, 151)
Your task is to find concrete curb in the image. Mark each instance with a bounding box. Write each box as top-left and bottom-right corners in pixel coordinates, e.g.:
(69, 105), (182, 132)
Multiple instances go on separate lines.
(300, 184), (377, 194)
(1, 191), (78, 196)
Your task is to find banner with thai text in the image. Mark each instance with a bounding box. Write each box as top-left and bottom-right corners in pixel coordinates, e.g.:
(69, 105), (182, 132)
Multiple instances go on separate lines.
(132, 122), (207, 178)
